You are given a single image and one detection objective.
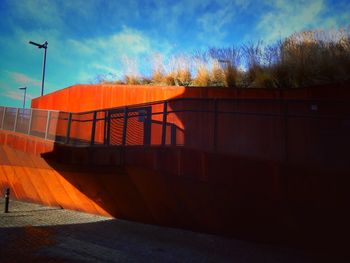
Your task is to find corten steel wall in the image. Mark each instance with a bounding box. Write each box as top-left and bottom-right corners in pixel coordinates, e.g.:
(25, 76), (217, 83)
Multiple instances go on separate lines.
(0, 130), (54, 155)
(0, 135), (110, 216)
(31, 84), (186, 112)
(29, 83), (350, 154)
(31, 82), (350, 112)
(29, 96), (350, 169)
(1, 132), (349, 244)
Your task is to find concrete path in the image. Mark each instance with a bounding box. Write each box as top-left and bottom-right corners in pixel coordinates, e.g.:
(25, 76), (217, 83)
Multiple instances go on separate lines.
(0, 198), (346, 263)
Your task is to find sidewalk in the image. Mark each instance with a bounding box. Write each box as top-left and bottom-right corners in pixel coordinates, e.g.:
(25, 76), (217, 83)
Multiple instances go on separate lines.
(0, 198), (344, 263)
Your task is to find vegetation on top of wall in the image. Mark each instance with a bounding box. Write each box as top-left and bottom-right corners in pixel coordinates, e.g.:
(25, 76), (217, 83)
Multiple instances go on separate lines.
(98, 27), (350, 88)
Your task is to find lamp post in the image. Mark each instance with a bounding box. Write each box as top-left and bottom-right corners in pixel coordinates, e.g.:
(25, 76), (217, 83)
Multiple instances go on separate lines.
(19, 87), (27, 108)
(218, 59), (230, 68)
(29, 40), (48, 96)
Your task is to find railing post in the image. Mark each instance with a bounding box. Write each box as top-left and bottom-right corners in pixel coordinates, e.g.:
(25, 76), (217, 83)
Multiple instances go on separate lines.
(28, 109), (33, 135)
(13, 108), (20, 132)
(161, 101), (168, 146)
(65, 112), (72, 144)
(90, 111), (97, 146)
(283, 100), (289, 163)
(122, 107), (128, 146)
(106, 111), (111, 146)
(103, 111), (107, 145)
(44, 111), (51, 140)
(144, 107), (151, 146)
(213, 99), (218, 151)
(170, 124), (176, 146)
(1, 107), (6, 129)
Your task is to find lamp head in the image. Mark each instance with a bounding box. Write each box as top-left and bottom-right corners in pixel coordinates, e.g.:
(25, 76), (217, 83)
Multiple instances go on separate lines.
(29, 41), (47, 49)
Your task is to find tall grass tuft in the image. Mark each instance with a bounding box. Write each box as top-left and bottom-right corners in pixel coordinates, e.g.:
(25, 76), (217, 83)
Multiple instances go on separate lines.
(97, 27), (350, 88)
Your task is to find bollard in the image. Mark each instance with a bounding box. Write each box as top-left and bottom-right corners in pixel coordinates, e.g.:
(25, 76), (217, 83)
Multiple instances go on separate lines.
(4, 188), (10, 213)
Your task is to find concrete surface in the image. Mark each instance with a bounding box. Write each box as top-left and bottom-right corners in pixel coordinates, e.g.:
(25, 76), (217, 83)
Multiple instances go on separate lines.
(0, 198), (346, 263)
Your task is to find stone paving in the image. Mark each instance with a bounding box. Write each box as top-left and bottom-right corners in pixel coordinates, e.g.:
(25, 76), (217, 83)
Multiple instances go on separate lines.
(0, 198), (347, 263)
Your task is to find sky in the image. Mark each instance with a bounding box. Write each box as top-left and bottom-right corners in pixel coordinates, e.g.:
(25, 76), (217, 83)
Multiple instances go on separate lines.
(0, 0), (349, 108)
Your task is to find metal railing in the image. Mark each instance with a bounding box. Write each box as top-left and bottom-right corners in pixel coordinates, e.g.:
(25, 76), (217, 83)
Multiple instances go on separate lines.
(1, 98), (350, 164)
(0, 106), (61, 141)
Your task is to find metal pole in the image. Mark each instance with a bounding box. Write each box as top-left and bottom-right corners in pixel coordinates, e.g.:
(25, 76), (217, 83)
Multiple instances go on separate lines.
(4, 188), (10, 213)
(65, 112), (72, 144)
(161, 101), (168, 146)
(20, 87), (27, 109)
(45, 111), (51, 140)
(41, 42), (48, 96)
(144, 107), (151, 146)
(90, 111), (97, 146)
(122, 107), (128, 146)
(103, 111), (107, 145)
(106, 111), (111, 146)
(213, 99), (218, 151)
(28, 109), (33, 135)
(13, 108), (19, 132)
(1, 107), (6, 129)
(284, 101), (289, 163)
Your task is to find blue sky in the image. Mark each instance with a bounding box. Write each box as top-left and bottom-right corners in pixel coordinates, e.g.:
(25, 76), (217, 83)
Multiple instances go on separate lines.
(0, 0), (349, 108)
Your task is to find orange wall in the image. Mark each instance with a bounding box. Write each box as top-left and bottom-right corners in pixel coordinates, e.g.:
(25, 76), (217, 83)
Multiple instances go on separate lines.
(31, 82), (350, 112)
(1, 133), (349, 244)
(0, 130), (54, 155)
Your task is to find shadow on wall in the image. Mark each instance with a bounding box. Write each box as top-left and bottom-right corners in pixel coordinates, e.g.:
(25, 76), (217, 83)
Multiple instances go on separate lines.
(1, 81), (350, 247)
(38, 142), (350, 248)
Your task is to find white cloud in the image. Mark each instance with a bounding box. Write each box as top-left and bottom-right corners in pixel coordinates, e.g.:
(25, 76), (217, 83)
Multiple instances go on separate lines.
(7, 0), (62, 27)
(255, 0), (349, 43)
(4, 90), (33, 101)
(5, 90), (24, 101)
(197, 5), (235, 40)
(8, 72), (41, 86)
(195, 0), (251, 46)
(65, 26), (173, 77)
(78, 27), (152, 58)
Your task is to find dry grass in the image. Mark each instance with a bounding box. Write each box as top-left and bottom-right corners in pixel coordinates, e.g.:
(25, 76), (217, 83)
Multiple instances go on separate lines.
(97, 27), (350, 88)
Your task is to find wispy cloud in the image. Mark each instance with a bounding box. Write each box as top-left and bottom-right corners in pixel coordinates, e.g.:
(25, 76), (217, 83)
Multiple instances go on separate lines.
(7, 0), (62, 28)
(72, 27), (154, 58)
(66, 26), (173, 79)
(8, 72), (41, 87)
(255, 0), (349, 43)
(5, 90), (33, 101)
(197, 4), (235, 43)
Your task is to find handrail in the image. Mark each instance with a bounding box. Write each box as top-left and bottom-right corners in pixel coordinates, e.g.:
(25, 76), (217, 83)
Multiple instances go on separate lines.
(0, 97), (349, 150)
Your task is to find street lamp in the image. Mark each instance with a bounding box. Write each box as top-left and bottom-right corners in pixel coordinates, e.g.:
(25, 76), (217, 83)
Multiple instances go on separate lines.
(29, 40), (48, 96)
(218, 59), (231, 68)
(19, 87), (27, 108)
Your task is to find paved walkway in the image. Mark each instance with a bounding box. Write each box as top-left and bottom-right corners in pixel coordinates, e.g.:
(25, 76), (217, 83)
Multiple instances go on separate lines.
(0, 198), (346, 263)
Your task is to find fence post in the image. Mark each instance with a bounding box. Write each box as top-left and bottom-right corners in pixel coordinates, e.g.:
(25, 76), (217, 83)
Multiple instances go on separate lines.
(44, 111), (51, 140)
(90, 111), (97, 146)
(283, 101), (289, 163)
(65, 112), (72, 144)
(106, 111), (111, 146)
(13, 108), (19, 132)
(170, 124), (176, 146)
(143, 107), (151, 146)
(213, 99), (218, 151)
(103, 111), (107, 145)
(1, 107), (6, 129)
(28, 109), (33, 135)
(122, 107), (128, 146)
(161, 101), (168, 146)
